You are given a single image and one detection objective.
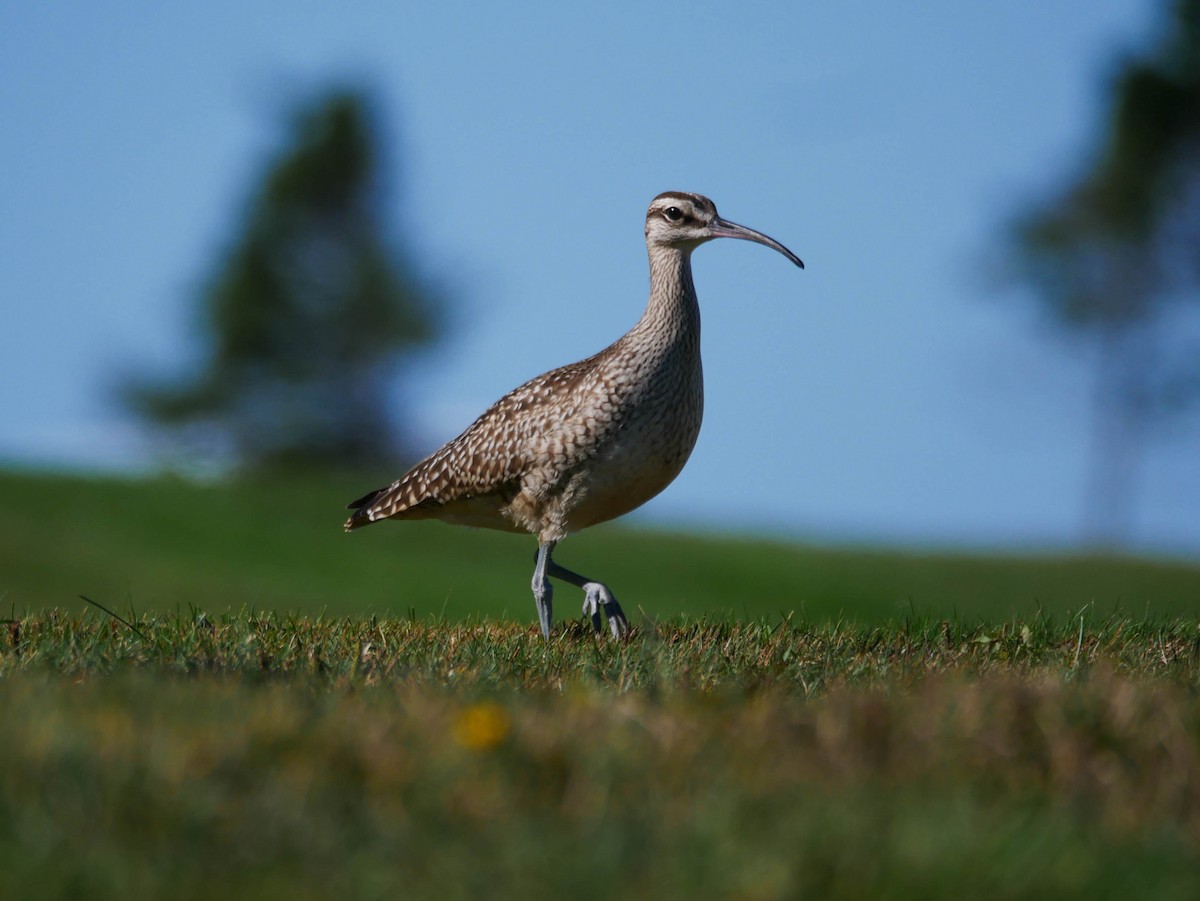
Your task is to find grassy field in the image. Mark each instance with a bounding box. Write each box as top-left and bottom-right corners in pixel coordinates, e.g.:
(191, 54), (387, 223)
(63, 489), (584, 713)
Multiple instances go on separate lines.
(2, 469), (1199, 625)
(4, 611), (1200, 899)
(3, 470), (1200, 898)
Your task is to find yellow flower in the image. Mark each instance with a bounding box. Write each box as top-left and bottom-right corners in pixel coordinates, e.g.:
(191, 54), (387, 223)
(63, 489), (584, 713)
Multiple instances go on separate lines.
(453, 702), (510, 751)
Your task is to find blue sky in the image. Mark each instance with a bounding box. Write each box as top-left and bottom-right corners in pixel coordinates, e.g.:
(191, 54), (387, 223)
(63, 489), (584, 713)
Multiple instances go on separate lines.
(3, 1), (1196, 552)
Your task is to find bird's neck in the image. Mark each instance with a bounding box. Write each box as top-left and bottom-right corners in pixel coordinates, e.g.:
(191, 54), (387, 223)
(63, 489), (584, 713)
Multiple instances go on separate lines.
(635, 245), (700, 344)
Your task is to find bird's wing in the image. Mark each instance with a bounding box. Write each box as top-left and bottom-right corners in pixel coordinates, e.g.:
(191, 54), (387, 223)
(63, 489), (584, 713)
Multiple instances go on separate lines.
(344, 356), (602, 530)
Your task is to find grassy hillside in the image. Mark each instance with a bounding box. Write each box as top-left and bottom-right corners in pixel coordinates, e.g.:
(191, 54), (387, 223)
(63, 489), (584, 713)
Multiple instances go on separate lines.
(2, 469), (1198, 625)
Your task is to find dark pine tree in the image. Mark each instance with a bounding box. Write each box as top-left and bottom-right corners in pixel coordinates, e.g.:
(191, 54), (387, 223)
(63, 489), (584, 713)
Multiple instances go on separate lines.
(131, 88), (440, 472)
(1007, 0), (1200, 547)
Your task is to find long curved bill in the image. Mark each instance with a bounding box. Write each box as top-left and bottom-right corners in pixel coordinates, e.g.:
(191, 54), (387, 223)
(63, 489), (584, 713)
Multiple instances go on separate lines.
(710, 217), (805, 269)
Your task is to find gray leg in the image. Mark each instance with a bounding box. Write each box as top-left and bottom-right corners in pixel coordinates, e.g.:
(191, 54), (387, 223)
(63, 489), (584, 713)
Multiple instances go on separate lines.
(531, 542), (555, 639)
(545, 558), (630, 640)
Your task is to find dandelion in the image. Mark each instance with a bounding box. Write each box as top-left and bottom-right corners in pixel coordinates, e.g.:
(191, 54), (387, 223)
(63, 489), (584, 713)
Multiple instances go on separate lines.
(453, 701), (510, 751)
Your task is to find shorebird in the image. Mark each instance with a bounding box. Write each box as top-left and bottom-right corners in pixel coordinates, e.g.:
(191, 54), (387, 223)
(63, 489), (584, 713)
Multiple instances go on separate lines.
(345, 191), (803, 639)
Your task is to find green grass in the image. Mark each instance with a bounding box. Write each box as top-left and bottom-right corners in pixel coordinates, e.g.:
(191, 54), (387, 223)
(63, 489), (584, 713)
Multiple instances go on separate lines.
(3, 611), (1200, 899)
(7, 606), (1200, 689)
(2, 469), (1198, 625)
(3, 470), (1200, 899)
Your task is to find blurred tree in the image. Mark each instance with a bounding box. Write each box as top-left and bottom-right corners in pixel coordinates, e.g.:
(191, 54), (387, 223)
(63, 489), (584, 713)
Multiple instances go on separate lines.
(1008, 0), (1200, 546)
(129, 88), (440, 472)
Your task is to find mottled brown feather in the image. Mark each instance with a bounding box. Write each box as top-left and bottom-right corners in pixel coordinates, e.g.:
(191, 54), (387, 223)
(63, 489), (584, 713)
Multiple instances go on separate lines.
(343, 344), (637, 536)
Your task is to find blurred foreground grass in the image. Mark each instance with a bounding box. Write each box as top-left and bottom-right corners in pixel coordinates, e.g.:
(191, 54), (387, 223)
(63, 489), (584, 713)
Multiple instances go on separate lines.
(1, 469), (1198, 624)
(3, 611), (1200, 899)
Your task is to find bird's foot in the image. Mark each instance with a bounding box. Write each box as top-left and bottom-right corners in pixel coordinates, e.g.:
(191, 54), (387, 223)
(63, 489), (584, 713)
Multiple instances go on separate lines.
(581, 582), (630, 640)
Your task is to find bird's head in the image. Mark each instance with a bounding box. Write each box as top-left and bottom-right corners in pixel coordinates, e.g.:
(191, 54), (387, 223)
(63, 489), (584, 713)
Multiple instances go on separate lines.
(644, 192), (804, 268)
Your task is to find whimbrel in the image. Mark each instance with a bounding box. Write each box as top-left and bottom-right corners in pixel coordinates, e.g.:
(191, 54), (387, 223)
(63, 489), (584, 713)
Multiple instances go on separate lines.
(345, 192), (803, 639)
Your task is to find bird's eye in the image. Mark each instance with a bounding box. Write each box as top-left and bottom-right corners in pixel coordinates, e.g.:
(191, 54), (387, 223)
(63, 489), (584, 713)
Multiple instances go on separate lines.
(663, 206), (684, 223)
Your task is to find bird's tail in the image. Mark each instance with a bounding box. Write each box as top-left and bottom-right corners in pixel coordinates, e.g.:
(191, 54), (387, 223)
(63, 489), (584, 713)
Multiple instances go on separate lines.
(344, 487), (387, 531)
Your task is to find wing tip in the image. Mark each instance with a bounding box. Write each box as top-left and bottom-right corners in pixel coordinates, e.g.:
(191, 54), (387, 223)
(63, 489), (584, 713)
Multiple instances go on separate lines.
(346, 487), (385, 510)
